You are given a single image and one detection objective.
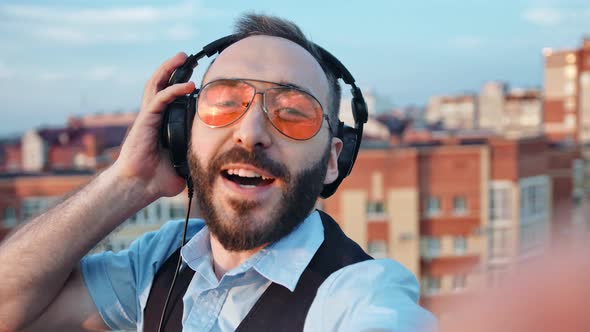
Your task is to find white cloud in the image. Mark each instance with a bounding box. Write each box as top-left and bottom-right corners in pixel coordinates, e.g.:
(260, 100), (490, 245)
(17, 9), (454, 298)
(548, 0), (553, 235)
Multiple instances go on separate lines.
(522, 8), (565, 26)
(37, 65), (120, 82)
(0, 2), (206, 25)
(0, 1), (221, 44)
(166, 24), (198, 41)
(450, 36), (484, 49)
(522, 7), (590, 26)
(33, 26), (153, 44)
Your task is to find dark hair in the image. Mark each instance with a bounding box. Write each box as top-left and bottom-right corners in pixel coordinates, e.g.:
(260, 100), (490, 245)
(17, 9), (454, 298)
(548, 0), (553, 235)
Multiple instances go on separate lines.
(231, 13), (342, 134)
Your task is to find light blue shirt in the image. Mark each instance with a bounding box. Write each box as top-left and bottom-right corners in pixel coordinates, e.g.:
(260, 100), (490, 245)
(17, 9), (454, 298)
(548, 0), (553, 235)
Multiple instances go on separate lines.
(81, 211), (435, 331)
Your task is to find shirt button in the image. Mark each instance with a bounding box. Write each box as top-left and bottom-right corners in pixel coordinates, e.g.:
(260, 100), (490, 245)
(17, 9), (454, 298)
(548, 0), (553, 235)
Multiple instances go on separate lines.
(210, 290), (219, 297)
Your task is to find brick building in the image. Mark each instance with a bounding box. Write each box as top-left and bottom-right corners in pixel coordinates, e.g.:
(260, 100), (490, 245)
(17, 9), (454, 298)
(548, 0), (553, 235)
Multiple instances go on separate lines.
(0, 139), (22, 172)
(0, 111), (192, 253)
(0, 171), (94, 228)
(321, 134), (579, 317)
(0, 170), (190, 253)
(543, 37), (590, 143)
(0, 112), (136, 173)
(543, 37), (590, 198)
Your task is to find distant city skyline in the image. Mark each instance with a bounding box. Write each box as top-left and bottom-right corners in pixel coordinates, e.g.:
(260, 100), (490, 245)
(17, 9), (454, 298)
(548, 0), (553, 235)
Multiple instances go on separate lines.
(0, 0), (589, 135)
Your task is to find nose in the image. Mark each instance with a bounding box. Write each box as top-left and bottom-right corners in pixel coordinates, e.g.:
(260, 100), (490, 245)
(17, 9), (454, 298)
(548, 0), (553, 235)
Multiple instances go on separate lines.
(232, 94), (272, 150)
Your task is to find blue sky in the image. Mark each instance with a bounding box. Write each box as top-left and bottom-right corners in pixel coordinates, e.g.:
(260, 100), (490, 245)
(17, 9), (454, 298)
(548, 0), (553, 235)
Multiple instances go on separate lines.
(0, 0), (589, 135)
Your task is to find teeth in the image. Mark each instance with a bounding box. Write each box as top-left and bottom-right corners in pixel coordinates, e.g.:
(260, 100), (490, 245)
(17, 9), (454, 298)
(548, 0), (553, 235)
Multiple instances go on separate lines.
(226, 168), (273, 180)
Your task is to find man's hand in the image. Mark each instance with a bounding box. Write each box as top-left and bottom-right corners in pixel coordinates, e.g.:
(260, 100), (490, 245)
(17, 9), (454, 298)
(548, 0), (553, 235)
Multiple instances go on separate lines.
(114, 52), (196, 199)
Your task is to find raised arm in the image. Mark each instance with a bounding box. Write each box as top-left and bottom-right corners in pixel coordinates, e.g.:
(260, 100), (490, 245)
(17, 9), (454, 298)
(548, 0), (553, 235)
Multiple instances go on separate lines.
(0, 53), (195, 332)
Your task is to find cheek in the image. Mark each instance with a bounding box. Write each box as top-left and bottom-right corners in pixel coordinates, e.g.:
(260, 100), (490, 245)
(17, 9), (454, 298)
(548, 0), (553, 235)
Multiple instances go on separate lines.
(190, 123), (225, 160)
(281, 140), (326, 170)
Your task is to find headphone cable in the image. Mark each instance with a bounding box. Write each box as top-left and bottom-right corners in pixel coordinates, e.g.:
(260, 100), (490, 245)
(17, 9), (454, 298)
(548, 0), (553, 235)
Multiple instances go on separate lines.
(157, 177), (194, 332)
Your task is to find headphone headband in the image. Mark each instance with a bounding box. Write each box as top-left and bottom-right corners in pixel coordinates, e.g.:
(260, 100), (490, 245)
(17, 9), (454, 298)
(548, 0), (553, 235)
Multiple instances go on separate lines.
(162, 34), (368, 198)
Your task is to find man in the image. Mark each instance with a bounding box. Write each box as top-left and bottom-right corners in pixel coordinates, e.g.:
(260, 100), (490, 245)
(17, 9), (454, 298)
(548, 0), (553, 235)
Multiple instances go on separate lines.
(0, 14), (434, 331)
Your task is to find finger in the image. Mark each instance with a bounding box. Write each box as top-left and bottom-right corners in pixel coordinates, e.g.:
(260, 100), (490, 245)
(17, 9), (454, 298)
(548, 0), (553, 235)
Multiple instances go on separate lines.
(142, 52), (189, 106)
(144, 81), (196, 116)
(127, 81), (195, 150)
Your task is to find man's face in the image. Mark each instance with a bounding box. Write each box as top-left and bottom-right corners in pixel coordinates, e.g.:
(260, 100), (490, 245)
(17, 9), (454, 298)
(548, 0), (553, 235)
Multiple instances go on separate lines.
(188, 35), (342, 251)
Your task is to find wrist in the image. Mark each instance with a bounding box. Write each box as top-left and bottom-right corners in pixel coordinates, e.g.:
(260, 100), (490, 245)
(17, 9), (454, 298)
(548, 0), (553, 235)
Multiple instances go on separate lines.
(102, 162), (160, 208)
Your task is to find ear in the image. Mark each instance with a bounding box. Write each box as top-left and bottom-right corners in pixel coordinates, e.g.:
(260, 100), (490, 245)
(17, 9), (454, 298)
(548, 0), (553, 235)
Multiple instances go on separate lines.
(323, 136), (343, 185)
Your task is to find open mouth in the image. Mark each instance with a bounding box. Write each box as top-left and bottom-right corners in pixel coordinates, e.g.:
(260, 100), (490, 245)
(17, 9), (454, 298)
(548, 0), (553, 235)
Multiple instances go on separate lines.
(221, 168), (276, 188)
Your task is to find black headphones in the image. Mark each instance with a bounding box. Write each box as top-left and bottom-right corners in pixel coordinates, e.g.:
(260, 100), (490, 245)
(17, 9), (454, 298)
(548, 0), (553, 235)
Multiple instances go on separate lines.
(160, 34), (368, 198)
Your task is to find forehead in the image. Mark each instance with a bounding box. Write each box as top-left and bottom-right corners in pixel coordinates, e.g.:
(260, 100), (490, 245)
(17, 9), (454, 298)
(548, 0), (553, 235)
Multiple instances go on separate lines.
(203, 35), (330, 105)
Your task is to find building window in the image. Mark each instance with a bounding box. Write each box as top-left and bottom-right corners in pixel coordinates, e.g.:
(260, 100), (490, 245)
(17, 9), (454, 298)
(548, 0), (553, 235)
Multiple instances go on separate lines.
(452, 196), (467, 215)
(425, 196), (441, 217)
(490, 184), (512, 221)
(367, 201), (386, 219)
(421, 237), (441, 258)
(565, 114), (576, 128)
(519, 176), (548, 221)
(452, 274), (467, 291)
(564, 81), (576, 96)
(489, 228), (510, 261)
(21, 197), (58, 221)
(565, 98), (576, 111)
(3, 207), (17, 228)
(170, 201), (186, 219)
(155, 203), (162, 220)
(421, 276), (442, 295)
(367, 240), (388, 258)
(454, 236), (467, 254)
(564, 65), (577, 78)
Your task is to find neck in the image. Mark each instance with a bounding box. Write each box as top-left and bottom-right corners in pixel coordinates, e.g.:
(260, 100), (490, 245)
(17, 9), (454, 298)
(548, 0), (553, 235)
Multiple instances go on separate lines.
(209, 235), (267, 280)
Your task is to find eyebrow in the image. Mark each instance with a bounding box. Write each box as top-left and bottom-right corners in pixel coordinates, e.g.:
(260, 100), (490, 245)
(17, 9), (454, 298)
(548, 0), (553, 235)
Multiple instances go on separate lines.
(203, 77), (317, 96)
(275, 80), (314, 95)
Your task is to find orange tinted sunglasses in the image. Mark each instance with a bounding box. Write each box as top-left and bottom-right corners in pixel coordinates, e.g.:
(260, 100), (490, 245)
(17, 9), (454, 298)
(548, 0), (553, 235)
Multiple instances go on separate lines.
(196, 78), (330, 140)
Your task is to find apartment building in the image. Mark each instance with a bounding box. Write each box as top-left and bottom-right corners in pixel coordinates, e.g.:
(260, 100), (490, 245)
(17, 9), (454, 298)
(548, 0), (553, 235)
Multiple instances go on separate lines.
(0, 170), (190, 253)
(321, 135), (579, 316)
(0, 113), (136, 173)
(426, 94), (479, 130)
(543, 37), (590, 143)
(478, 82), (508, 133)
(0, 171), (94, 228)
(0, 111), (192, 253)
(543, 38), (590, 198)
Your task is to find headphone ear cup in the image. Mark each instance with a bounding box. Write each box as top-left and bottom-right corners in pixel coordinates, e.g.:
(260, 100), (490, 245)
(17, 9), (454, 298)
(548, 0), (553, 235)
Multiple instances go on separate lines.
(161, 96), (192, 178)
(320, 123), (358, 199)
(337, 125), (358, 178)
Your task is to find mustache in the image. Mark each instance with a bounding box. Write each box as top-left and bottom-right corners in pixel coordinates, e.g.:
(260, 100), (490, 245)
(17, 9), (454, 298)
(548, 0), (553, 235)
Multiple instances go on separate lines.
(209, 146), (290, 181)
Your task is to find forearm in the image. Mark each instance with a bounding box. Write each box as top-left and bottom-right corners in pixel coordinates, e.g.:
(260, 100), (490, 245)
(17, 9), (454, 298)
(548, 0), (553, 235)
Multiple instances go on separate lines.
(0, 165), (155, 331)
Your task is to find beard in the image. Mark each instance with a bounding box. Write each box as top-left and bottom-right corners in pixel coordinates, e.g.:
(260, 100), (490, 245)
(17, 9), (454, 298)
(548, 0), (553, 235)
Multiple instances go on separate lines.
(187, 144), (331, 252)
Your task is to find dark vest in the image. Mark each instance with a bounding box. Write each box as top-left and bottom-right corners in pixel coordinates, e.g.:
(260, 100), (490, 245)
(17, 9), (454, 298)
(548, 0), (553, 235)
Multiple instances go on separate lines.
(144, 210), (372, 332)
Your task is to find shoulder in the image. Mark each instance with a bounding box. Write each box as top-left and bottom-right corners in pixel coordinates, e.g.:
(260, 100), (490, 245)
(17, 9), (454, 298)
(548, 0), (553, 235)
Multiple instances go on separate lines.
(80, 219), (206, 329)
(128, 218), (205, 260)
(305, 259), (436, 332)
(84, 218), (205, 273)
(321, 259), (420, 299)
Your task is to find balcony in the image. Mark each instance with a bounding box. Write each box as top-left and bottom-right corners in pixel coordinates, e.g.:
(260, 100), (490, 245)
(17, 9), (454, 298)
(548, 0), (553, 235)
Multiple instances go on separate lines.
(421, 254), (481, 276)
(420, 216), (480, 236)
